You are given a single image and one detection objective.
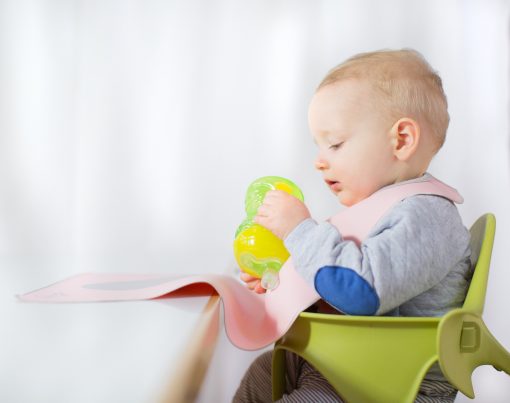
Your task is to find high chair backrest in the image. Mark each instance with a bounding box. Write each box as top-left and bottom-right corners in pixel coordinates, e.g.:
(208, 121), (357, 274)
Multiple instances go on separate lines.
(462, 213), (496, 314)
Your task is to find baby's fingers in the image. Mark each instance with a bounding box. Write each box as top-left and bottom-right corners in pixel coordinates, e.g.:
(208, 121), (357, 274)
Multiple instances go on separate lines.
(256, 204), (271, 217)
(239, 272), (267, 294)
(264, 190), (285, 201)
(254, 282), (266, 294)
(240, 272), (258, 283)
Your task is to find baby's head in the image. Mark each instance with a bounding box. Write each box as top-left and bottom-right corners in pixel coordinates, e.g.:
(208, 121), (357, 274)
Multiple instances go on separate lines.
(309, 48), (449, 206)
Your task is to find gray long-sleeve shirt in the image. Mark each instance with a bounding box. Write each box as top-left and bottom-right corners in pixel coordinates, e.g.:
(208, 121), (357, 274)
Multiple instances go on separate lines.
(284, 182), (472, 318)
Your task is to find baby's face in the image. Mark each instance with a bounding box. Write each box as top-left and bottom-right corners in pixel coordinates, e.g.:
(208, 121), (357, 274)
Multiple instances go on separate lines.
(308, 79), (399, 206)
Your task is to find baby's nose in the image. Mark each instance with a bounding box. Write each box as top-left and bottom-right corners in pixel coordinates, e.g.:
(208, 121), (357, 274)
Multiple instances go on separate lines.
(315, 159), (329, 171)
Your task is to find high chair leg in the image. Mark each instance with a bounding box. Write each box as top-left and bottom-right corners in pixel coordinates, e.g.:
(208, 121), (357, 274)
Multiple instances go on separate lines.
(479, 319), (510, 376)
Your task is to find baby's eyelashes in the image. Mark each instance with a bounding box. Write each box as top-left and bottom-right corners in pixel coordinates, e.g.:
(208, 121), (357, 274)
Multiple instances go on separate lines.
(329, 141), (344, 150)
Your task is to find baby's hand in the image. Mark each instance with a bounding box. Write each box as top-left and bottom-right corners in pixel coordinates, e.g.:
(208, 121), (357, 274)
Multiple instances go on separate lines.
(240, 272), (267, 294)
(254, 190), (311, 240)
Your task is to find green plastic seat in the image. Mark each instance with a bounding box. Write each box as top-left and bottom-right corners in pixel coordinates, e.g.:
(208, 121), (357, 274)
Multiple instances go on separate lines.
(272, 213), (510, 402)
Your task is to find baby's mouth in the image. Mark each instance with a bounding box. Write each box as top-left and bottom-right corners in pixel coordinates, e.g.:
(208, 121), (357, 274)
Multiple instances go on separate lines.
(325, 179), (342, 191)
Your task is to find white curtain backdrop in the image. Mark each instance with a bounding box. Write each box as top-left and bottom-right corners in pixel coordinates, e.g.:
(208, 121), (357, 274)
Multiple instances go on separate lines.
(1, 0), (509, 401)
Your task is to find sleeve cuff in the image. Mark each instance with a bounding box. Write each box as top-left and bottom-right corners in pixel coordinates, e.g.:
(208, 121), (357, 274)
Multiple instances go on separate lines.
(284, 218), (318, 250)
(283, 218), (319, 286)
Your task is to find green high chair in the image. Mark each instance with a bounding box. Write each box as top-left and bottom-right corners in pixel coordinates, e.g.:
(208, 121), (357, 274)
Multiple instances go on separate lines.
(272, 213), (510, 402)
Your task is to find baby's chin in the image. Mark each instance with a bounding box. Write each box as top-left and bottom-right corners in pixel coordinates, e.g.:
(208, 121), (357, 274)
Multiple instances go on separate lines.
(336, 191), (362, 207)
(335, 191), (351, 207)
(327, 185), (362, 207)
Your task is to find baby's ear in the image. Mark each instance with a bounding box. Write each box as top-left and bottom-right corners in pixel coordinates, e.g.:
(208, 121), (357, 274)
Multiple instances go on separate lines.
(390, 118), (420, 161)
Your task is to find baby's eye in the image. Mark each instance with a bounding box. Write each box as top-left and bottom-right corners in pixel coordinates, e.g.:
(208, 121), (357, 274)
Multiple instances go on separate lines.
(329, 142), (344, 150)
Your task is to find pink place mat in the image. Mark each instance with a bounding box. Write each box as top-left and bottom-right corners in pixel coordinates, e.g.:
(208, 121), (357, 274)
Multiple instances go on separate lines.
(18, 264), (319, 351)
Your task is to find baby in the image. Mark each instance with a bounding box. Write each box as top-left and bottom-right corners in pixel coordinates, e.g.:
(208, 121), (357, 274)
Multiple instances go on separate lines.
(234, 49), (471, 402)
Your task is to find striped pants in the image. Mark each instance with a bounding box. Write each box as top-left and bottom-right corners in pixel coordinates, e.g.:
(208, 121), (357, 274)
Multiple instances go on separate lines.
(233, 351), (457, 403)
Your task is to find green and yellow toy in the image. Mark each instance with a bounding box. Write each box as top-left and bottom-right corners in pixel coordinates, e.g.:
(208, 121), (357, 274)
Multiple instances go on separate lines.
(234, 176), (304, 290)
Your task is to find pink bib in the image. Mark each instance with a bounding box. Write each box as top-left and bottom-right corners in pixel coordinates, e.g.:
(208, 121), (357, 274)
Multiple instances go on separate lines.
(18, 175), (463, 350)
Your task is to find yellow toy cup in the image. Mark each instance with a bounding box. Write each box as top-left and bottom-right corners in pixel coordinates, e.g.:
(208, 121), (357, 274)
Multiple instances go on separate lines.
(234, 176), (304, 290)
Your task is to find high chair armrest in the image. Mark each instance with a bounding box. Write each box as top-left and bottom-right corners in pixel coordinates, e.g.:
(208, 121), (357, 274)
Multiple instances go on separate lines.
(273, 312), (442, 403)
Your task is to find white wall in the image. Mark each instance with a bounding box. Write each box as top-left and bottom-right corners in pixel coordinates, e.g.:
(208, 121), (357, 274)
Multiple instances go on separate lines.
(1, 0), (509, 401)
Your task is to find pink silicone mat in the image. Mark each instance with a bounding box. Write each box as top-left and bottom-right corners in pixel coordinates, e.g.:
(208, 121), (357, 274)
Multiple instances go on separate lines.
(18, 261), (320, 351)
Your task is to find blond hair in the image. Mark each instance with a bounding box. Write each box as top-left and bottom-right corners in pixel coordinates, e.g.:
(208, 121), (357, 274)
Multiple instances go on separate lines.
(318, 49), (449, 152)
